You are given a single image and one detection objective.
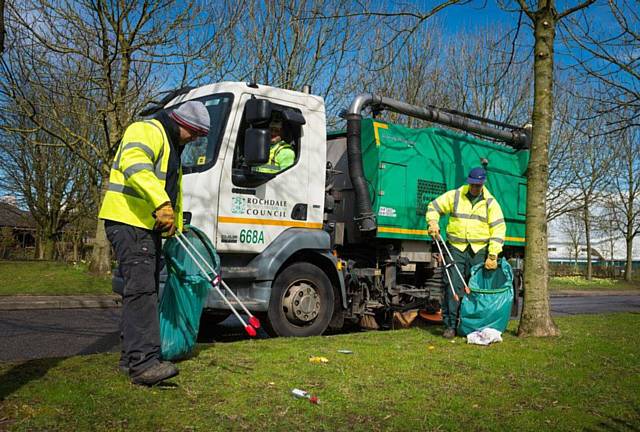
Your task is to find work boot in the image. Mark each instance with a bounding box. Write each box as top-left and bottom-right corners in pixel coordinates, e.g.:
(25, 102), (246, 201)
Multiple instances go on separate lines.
(443, 328), (456, 339)
(130, 361), (179, 386)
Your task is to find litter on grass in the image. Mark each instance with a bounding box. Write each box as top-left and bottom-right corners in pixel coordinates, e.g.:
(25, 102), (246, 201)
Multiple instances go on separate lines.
(466, 328), (503, 345)
(309, 356), (329, 363)
(291, 388), (320, 404)
(337, 349), (353, 354)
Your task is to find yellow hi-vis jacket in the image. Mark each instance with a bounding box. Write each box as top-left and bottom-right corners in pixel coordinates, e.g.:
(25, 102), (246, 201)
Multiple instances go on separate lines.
(426, 185), (505, 256)
(254, 141), (295, 173)
(98, 119), (183, 232)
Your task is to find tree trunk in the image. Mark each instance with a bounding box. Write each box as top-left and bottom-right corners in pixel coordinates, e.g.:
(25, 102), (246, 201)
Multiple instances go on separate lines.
(584, 205), (592, 280)
(35, 233), (42, 260)
(88, 184), (111, 275)
(42, 237), (55, 261)
(89, 218), (111, 275)
(609, 240), (614, 278)
(72, 237), (79, 263)
(518, 6), (560, 337)
(625, 235), (633, 281)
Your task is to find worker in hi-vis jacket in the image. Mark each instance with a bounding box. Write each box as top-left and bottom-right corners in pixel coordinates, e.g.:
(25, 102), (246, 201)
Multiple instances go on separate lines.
(426, 167), (506, 339)
(99, 101), (210, 385)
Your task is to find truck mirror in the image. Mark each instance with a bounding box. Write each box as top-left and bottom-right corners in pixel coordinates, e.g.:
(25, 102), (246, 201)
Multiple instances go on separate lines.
(282, 109), (306, 125)
(244, 127), (270, 165)
(245, 99), (272, 125)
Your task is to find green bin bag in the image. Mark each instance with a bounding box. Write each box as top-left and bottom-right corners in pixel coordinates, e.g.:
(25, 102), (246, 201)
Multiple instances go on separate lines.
(159, 226), (220, 360)
(457, 258), (514, 336)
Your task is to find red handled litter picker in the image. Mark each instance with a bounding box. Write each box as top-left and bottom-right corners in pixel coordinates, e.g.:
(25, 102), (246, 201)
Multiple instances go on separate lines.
(174, 230), (261, 337)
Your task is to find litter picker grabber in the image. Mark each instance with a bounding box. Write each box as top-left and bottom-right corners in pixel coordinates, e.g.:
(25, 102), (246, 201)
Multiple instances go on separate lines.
(173, 230), (261, 337)
(433, 238), (459, 302)
(438, 238), (471, 295)
(433, 235), (470, 302)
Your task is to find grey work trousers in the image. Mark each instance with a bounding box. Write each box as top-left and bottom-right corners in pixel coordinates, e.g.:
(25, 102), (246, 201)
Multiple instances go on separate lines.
(105, 222), (162, 376)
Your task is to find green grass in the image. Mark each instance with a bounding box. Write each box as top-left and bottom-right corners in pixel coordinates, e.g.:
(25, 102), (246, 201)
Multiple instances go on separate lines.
(0, 261), (112, 296)
(1, 313), (639, 431)
(550, 275), (640, 292)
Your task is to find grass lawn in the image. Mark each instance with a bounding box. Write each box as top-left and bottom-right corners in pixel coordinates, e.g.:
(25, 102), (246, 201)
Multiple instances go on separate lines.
(1, 313), (638, 431)
(0, 261), (112, 296)
(550, 275), (640, 292)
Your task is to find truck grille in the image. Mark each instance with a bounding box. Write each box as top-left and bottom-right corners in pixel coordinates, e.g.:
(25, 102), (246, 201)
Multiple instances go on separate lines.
(416, 179), (447, 216)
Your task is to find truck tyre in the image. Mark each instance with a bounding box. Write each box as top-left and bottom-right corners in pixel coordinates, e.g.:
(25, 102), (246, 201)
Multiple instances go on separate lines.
(266, 262), (335, 337)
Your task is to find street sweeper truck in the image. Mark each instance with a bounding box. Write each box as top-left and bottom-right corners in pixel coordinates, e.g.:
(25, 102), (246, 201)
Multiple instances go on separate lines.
(147, 82), (529, 337)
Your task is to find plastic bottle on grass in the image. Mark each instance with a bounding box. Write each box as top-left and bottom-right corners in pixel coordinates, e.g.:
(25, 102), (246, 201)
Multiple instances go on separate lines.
(291, 388), (319, 404)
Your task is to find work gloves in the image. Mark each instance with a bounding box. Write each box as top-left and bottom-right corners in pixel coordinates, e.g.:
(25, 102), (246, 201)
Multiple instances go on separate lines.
(154, 202), (176, 236)
(485, 254), (498, 270)
(427, 220), (440, 239)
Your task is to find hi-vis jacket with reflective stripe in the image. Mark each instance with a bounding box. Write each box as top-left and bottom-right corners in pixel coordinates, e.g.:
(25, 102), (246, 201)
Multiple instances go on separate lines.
(254, 141), (295, 174)
(426, 185), (505, 256)
(98, 119), (183, 232)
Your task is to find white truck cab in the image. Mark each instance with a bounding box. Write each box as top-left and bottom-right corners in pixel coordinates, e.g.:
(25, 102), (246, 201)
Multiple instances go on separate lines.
(166, 82), (343, 337)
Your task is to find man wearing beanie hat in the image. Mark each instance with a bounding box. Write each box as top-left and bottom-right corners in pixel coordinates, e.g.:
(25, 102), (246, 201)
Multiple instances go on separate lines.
(425, 167), (506, 339)
(99, 100), (209, 385)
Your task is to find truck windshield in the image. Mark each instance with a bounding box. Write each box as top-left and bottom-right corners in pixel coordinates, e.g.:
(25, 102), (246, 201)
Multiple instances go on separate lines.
(181, 93), (233, 174)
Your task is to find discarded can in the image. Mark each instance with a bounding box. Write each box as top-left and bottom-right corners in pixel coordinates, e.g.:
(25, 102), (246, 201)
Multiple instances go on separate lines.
(291, 388), (319, 404)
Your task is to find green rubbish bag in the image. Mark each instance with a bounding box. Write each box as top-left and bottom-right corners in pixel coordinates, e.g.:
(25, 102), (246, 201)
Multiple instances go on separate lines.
(457, 258), (514, 337)
(159, 226), (220, 360)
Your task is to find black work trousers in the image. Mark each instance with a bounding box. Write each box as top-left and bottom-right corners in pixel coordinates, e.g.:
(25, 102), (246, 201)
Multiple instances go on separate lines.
(105, 222), (162, 376)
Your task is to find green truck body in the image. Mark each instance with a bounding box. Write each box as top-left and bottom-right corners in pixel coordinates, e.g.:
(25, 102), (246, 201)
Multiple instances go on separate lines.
(358, 119), (528, 246)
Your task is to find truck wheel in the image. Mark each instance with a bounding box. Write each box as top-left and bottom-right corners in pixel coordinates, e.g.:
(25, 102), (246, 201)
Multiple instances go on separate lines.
(266, 262), (335, 337)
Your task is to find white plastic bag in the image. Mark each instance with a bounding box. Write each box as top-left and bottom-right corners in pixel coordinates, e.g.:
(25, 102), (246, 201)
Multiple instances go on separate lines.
(466, 328), (503, 346)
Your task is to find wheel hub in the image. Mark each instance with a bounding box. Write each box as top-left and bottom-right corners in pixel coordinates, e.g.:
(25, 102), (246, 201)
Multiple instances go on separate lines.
(282, 281), (321, 323)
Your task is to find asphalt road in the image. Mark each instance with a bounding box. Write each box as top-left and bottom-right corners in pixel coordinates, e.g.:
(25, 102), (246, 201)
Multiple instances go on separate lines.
(1, 294), (639, 362)
(550, 294), (640, 316)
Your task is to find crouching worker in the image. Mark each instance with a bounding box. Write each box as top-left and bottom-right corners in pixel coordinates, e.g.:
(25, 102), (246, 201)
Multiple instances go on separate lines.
(425, 167), (506, 339)
(99, 101), (210, 386)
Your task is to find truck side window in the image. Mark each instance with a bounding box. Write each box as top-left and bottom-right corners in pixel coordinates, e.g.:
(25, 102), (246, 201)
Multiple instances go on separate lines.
(232, 104), (302, 179)
(181, 93), (234, 174)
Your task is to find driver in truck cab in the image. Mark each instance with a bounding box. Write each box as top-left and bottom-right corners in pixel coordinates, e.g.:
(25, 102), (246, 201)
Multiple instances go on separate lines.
(254, 118), (295, 174)
(426, 167), (506, 339)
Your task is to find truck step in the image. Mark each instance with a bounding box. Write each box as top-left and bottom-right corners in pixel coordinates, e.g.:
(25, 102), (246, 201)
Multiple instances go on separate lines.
(220, 266), (258, 280)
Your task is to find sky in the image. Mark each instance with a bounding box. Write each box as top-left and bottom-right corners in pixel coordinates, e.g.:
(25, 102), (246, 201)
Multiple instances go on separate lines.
(0, 0), (628, 200)
(437, 0), (520, 29)
(384, 0), (620, 70)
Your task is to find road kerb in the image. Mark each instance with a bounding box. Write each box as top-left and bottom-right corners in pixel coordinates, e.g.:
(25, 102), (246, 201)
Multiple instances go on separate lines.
(0, 295), (121, 310)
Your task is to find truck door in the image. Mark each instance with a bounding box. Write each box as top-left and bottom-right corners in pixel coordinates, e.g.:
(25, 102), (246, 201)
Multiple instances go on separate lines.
(215, 95), (317, 253)
(179, 93), (235, 239)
